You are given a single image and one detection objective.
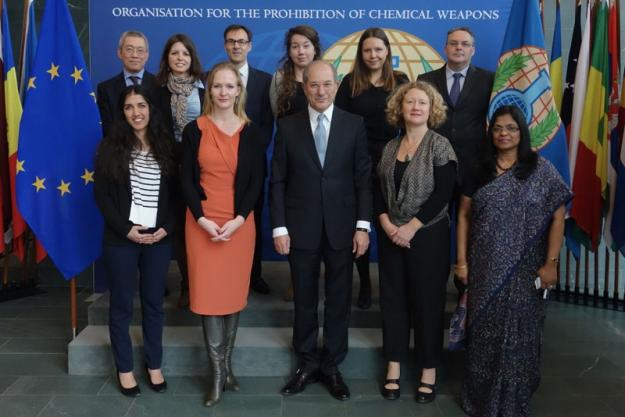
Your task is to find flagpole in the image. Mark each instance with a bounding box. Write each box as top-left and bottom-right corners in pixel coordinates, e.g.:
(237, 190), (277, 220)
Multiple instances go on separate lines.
(2, 250), (8, 287)
(18, 0), (30, 89)
(70, 277), (77, 339)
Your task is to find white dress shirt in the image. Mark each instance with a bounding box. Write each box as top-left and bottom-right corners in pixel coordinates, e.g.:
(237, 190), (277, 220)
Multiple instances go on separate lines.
(445, 65), (469, 94)
(238, 62), (249, 88)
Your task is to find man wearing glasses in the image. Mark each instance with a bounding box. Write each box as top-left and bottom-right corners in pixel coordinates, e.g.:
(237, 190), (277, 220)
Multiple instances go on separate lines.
(97, 31), (157, 137)
(419, 27), (494, 296)
(419, 27), (494, 182)
(223, 24), (274, 295)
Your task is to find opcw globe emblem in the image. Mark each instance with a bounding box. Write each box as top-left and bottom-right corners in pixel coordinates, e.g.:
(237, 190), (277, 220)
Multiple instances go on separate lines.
(323, 29), (443, 82)
(488, 46), (561, 149)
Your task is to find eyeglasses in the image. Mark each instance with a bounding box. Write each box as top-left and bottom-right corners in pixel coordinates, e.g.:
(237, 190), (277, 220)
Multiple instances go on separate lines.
(225, 39), (250, 46)
(447, 41), (473, 48)
(492, 125), (520, 134)
(122, 46), (147, 56)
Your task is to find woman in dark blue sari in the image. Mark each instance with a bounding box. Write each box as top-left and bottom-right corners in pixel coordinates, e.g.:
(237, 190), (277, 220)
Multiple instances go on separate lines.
(455, 105), (571, 417)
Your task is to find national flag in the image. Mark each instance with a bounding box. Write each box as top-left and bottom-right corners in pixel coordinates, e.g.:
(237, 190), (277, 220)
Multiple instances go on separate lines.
(16, 0), (103, 278)
(604, 0), (620, 247)
(488, 0), (570, 185)
(1, 1), (26, 259)
(570, 0), (610, 251)
(612, 108), (625, 254)
(549, 0), (563, 111)
(561, 0), (582, 138)
(18, 0), (37, 99)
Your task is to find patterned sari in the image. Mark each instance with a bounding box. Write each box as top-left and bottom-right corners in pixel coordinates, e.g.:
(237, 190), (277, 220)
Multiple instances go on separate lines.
(461, 157), (572, 417)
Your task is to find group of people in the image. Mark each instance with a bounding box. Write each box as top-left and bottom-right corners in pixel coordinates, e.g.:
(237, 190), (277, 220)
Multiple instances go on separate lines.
(92, 23), (571, 417)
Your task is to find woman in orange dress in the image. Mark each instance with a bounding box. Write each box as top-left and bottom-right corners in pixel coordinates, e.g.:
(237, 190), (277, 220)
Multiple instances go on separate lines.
(180, 62), (264, 407)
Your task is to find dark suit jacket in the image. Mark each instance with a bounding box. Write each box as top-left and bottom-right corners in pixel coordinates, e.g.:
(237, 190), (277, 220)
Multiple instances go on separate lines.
(180, 119), (264, 221)
(96, 71), (157, 137)
(270, 106), (372, 251)
(419, 64), (494, 179)
(245, 67), (274, 150)
(94, 166), (176, 246)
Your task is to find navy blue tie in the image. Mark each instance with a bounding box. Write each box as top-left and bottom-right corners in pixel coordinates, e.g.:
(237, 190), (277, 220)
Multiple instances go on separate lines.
(449, 73), (463, 106)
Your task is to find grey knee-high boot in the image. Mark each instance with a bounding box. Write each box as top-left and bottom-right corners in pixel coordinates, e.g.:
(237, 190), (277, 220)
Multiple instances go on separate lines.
(202, 315), (226, 407)
(223, 312), (240, 391)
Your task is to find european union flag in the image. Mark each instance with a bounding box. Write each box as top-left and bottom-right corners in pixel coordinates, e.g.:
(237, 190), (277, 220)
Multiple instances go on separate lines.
(16, 0), (103, 279)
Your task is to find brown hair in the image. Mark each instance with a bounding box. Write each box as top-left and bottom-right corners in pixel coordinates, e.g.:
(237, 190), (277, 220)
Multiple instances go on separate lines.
(276, 25), (322, 117)
(349, 28), (398, 97)
(155, 33), (204, 84)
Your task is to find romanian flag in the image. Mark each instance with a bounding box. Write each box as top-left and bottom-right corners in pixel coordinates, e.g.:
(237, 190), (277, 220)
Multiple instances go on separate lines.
(16, 0), (102, 278)
(570, 0), (610, 251)
(1, 1), (26, 258)
(488, 0), (570, 184)
(604, 0), (620, 247)
(549, 0), (563, 112)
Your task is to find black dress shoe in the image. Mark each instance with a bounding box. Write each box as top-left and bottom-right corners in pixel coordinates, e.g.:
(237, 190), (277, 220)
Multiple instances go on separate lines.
(116, 373), (140, 397)
(280, 368), (319, 395)
(322, 372), (350, 401)
(250, 276), (271, 294)
(416, 382), (436, 403)
(145, 366), (167, 393)
(381, 378), (400, 400)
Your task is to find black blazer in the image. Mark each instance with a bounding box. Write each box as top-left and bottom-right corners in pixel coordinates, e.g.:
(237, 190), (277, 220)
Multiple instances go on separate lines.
(94, 166), (176, 246)
(245, 67), (274, 150)
(96, 71), (157, 137)
(180, 119), (264, 221)
(419, 65), (494, 178)
(270, 106), (372, 251)
(154, 83), (206, 139)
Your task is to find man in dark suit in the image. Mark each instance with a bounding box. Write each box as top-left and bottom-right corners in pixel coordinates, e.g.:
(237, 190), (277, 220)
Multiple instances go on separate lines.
(270, 60), (371, 401)
(223, 24), (274, 295)
(419, 26), (494, 181)
(419, 26), (494, 295)
(97, 31), (157, 137)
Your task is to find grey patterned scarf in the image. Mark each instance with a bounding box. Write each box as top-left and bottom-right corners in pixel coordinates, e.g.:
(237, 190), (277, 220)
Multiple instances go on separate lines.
(167, 73), (195, 137)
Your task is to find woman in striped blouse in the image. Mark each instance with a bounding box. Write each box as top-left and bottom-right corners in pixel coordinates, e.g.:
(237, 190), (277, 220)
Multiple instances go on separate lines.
(94, 85), (176, 397)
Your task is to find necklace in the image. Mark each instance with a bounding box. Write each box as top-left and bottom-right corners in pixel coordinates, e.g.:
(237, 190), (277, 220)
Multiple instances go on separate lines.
(401, 138), (421, 162)
(496, 159), (517, 172)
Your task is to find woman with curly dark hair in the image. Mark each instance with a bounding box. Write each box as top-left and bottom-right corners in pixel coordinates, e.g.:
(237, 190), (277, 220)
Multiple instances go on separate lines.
(269, 25), (321, 119)
(94, 85), (175, 397)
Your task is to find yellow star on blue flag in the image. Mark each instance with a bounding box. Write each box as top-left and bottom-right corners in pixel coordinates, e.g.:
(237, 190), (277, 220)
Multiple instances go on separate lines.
(16, 0), (103, 279)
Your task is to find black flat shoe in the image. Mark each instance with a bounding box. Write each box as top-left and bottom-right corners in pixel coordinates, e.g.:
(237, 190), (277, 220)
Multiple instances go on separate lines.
(381, 378), (400, 400)
(357, 286), (371, 310)
(416, 382), (436, 403)
(116, 373), (140, 397)
(251, 276), (271, 294)
(145, 366), (167, 393)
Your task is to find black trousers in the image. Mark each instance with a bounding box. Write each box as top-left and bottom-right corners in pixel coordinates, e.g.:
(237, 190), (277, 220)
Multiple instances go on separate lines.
(104, 242), (171, 373)
(378, 217), (450, 368)
(288, 230), (353, 376)
(250, 181), (265, 282)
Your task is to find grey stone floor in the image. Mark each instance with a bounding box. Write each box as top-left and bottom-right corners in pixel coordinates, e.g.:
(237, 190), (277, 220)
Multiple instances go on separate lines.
(1, 285), (625, 417)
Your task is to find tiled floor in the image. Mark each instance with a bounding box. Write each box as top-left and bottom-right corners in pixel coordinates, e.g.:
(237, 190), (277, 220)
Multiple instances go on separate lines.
(1, 286), (625, 417)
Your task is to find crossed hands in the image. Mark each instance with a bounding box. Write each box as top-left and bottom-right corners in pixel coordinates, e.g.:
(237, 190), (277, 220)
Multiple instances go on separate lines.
(198, 216), (245, 242)
(127, 225), (168, 244)
(380, 215), (421, 249)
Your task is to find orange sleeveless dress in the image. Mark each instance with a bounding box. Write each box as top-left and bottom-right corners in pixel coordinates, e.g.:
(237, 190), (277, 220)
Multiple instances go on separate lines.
(185, 116), (255, 315)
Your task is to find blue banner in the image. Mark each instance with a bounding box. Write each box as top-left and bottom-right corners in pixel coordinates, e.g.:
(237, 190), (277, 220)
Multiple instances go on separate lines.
(90, 0), (513, 85)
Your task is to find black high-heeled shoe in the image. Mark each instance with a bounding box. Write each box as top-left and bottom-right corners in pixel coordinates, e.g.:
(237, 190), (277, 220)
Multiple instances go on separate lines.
(415, 382), (436, 403)
(116, 373), (140, 397)
(145, 365), (167, 393)
(381, 378), (400, 400)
